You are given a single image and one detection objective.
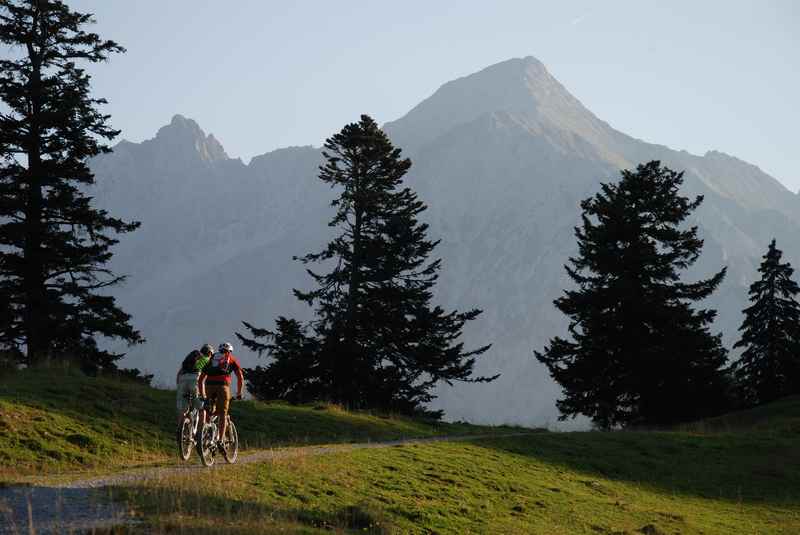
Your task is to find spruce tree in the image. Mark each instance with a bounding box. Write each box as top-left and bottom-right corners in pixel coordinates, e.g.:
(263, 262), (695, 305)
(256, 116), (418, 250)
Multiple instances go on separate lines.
(240, 115), (495, 416)
(732, 239), (800, 406)
(239, 317), (322, 403)
(535, 161), (729, 428)
(0, 0), (142, 369)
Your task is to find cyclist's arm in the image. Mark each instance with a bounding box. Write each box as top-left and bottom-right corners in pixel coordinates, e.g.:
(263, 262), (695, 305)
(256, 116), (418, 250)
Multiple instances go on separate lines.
(176, 369), (180, 384)
(198, 372), (207, 398)
(234, 365), (244, 399)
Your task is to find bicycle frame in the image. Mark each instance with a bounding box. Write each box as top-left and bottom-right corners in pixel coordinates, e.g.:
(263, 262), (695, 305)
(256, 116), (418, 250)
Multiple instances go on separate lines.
(177, 392), (208, 461)
(197, 397), (239, 466)
(182, 393), (204, 434)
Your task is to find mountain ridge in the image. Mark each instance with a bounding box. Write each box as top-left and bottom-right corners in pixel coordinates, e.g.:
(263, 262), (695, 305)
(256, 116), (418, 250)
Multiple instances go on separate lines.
(89, 57), (799, 427)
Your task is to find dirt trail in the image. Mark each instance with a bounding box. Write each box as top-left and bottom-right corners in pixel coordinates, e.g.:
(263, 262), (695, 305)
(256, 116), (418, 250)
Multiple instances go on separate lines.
(0, 432), (533, 533)
(0, 486), (132, 534)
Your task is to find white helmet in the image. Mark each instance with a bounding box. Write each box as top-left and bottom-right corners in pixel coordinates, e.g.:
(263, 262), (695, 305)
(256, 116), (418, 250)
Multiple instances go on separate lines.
(219, 342), (234, 353)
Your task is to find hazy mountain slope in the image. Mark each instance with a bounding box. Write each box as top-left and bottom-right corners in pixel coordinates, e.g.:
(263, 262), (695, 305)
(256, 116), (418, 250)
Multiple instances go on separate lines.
(90, 119), (330, 374)
(381, 57), (800, 423)
(90, 57), (798, 428)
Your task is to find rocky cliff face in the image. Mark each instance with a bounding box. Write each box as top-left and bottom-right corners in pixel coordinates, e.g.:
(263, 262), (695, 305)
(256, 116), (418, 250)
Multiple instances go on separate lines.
(91, 57), (799, 428)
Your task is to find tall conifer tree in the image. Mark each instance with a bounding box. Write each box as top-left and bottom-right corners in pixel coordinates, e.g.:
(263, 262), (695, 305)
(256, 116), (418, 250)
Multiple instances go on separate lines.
(240, 115), (495, 416)
(732, 239), (800, 405)
(0, 0), (141, 368)
(535, 161), (729, 428)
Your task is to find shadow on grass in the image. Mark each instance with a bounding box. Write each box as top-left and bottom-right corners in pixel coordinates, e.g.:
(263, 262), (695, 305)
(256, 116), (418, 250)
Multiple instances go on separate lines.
(679, 395), (800, 434)
(476, 426), (800, 506)
(103, 483), (392, 535)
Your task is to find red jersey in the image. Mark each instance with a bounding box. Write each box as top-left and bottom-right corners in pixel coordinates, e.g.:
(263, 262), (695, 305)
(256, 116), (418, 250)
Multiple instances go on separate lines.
(202, 352), (242, 385)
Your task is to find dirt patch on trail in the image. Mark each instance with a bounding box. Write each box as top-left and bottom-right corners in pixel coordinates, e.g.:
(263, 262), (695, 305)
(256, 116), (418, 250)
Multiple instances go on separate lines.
(0, 486), (136, 534)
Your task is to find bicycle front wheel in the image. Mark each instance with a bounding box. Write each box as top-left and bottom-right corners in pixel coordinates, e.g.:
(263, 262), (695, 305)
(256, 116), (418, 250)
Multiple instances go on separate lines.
(222, 420), (239, 464)
(177, 416), (193, 461)
(197, 422), (216, 467)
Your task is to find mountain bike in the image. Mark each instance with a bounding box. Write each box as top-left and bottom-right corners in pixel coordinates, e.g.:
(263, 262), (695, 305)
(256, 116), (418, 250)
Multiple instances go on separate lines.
(176, 392), (206, 461)
(197, 397), (239, 467)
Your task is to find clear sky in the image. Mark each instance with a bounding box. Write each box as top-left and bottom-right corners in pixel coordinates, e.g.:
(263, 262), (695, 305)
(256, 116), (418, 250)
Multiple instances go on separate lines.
(71, 0), (798, 191)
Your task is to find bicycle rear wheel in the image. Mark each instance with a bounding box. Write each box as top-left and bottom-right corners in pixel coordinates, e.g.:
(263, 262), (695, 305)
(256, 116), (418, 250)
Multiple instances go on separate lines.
(222, 420), (238, 464)
(197, 422), (216, 467)
(177, 416), (193, 461)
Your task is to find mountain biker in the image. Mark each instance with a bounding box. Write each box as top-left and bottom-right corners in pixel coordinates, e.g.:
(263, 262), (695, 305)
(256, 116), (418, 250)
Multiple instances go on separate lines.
(176, 343), (214, 425)
(198, 342), (243, 448)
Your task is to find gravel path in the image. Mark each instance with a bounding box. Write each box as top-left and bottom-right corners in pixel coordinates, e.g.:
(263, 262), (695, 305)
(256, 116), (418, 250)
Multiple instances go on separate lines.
(59, 432), (532, 489)
(0, 432), (532, 533)
(0, 486), (134, 534)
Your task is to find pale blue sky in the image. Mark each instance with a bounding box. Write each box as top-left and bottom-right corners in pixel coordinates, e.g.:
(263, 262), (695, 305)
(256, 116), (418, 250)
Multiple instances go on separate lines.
(72, 1), (798, 190)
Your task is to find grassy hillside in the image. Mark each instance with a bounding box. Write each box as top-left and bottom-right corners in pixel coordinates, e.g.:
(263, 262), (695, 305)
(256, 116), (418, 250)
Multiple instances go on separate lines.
(3, 368), (798, 533)
(108, 400), (800, 534)
(0, 367), (517, 482)
(680, 395), (800, 433)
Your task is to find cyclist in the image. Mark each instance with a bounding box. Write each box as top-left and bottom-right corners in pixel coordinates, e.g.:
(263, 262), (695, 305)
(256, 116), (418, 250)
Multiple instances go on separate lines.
(198, 342), (243, 448)
(176, 343), (214, 426)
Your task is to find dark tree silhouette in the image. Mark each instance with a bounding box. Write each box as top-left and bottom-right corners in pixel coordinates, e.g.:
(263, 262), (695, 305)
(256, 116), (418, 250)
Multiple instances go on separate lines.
(732, 239), (800, 406)
(535, 161), (729, 429)
(240, 115), (495, 416)
(239, 317), (322, 403)
(0, 0), (142, 369)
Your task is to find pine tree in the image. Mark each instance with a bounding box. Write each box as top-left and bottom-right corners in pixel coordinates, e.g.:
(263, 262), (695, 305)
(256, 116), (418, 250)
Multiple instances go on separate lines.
(239, 317), (322, 403)
(732, 239), (800, 406)
(240, 115), (495, 416)
(535, 161), (729, 428)
(0, 0), (142, 369)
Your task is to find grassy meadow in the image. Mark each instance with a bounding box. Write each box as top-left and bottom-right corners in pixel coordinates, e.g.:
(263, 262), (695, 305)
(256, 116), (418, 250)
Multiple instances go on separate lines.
(0, 367), (517, 483)
(1, 368), (798, 533)
(109, 412), (800, 534)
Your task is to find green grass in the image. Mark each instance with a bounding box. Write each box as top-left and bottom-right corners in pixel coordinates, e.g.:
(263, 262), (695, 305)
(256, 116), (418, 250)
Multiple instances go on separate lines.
(102, 397), (800, 534)
(4, 367), (798, 533)
(0, 367), (520, 482)
(110, 426), (800, 534)
(679, 395), (800, 433)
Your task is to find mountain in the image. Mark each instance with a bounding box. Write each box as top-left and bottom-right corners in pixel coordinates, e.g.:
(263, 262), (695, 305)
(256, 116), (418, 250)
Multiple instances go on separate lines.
(90, 57), (800, 428)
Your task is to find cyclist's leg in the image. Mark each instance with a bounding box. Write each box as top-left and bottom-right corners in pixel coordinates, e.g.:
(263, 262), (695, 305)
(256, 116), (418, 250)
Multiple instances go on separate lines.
(205, 384), (227, 440)
(176, 373), (191, 426)
(217, 384), (231, 443)
(193, 391), (206, 429)
(205, 384), (218, 423)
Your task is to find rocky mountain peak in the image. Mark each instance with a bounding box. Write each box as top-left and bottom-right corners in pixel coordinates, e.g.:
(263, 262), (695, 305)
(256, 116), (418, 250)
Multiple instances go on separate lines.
(154, 114), (229, 162)
(384, 56), (612, 156)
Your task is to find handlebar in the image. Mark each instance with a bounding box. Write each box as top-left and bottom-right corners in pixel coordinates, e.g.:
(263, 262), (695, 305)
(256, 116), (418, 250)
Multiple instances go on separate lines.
(195, 394), (242, 403)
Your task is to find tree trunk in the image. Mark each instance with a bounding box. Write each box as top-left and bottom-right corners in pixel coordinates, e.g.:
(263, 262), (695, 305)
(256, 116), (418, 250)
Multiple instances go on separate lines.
(23, 29), (50, 366)
(341, 159), (364, 405)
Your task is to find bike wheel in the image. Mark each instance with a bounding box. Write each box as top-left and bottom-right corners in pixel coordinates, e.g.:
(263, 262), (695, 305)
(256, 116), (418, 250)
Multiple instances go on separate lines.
(197, 422), (216, 467)
(222, 419), (239, 464)
(177, 416), (193, 461)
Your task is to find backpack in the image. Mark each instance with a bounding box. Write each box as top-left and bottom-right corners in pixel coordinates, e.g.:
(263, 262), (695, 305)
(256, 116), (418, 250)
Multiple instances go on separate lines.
(180, 350), (202, 374)
(207, 352), (232, 375)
